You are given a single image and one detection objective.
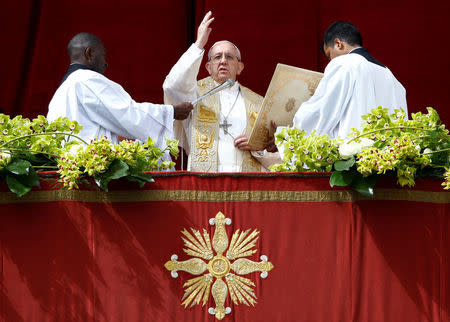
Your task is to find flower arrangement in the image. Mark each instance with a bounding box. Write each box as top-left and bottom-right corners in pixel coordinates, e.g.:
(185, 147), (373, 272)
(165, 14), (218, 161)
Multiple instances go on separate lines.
(271, 107), (450, 195)
(0, 114), (178, 196)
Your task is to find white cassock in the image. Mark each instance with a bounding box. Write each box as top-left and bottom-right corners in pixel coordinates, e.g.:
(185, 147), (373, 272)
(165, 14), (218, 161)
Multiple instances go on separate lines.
(163, 44), (254, 172)
(47, 69), (174, 151)
(216, 81), (247, 171)
(293, 51), (407, 139)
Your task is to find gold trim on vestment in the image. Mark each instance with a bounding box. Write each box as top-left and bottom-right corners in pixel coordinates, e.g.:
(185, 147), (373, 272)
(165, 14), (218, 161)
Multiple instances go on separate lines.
(1, 189), (448, 204)
(190, 77), (263, 172)
(197, 105), (218, 123)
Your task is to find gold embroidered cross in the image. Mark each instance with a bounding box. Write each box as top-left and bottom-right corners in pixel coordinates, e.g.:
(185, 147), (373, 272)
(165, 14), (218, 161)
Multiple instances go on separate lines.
(165, 212), (274, 320)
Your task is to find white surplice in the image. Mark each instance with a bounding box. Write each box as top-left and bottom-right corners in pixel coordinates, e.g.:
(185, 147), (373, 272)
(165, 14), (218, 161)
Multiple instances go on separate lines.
(216, 81), (246, 172)
(163, 44), (250, 172)
(47, 69), (174, 150)
(293, 52), (407, 139)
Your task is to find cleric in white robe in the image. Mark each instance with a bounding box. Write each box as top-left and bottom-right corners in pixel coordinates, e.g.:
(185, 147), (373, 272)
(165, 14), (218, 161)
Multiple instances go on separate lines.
(292, 21), (407, 140)
(163, 11), (279, 172)
(47, 32), (192, 150)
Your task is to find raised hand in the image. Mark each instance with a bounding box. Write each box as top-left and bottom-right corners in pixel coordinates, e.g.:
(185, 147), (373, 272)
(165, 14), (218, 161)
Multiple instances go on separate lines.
(173, 102), (193, 120)
(195, 11), (215, 50)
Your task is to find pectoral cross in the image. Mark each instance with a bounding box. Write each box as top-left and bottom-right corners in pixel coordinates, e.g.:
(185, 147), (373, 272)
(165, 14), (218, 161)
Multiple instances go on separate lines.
(219, 118), (232, 133)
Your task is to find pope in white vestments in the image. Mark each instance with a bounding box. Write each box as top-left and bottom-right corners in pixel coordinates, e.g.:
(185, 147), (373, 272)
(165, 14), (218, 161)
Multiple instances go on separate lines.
(47, 32), (193, 151)
(163, 11), (277, 172)
(292, 22), (407, 140)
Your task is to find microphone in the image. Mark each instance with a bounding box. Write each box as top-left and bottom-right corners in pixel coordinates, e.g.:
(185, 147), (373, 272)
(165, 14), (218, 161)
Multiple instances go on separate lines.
(191, 79), (235, 106)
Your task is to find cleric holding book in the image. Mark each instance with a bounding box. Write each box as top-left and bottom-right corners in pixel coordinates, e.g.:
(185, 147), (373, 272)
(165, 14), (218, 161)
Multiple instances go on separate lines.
(163, 11), (279, 172)
(291, 21), (407, 140)
(47, 32), (193, 151)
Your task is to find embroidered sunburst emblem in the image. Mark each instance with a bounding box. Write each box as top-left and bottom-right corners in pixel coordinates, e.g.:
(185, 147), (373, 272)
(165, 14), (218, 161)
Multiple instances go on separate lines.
(164, 212), (274, 320)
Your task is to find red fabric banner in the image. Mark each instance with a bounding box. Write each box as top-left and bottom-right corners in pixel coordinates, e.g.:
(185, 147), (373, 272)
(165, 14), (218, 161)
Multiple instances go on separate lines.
(0, 173), (448, 321)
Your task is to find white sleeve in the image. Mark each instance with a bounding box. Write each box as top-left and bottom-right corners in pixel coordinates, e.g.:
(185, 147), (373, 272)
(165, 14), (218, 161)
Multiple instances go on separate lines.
(251, 150), (282, 170)
(163, 43), (205, 105)
(77, 76), (174, 149)
(293, 59), (354, 137)
(162, 44), (204, 153)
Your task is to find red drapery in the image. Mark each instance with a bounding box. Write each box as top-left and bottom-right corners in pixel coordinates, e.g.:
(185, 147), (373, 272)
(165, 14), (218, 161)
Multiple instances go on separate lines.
(1, 1), (450, 125)
(0, 173), (448, 321)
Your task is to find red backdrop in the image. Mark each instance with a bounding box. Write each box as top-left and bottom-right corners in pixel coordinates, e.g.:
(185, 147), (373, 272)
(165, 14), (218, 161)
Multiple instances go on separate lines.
(1, 0), (450, 125)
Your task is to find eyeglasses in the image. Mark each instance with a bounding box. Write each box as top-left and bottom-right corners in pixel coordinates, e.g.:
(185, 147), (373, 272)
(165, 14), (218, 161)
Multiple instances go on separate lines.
(210, 52), (239, 63)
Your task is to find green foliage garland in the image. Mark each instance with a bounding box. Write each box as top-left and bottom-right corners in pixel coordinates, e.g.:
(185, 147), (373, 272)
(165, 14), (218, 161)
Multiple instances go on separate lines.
(271, 107), (450, 195)
(0, 114), (178, 196)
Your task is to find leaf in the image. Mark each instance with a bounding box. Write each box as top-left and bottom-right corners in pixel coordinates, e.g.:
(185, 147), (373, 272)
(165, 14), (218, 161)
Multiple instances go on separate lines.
(94, 159), (129, 191)
(415, 167), (445, 179)
(17, 167), (40, 188)
(5, 159), (31, 175)
(129, 171), (155, 182)
(125, 176), (147, 187)
(334, 158), (355, 171)
(330, 170), (354, 187)
(16, 150), (40, 163)
(351, 174), (380, 196)
(126, 167), (155, 187)
(6, 174), (32, 197)
(428, 130), (439, 141)
(15, 150), (52, 166)
(125, 176), (146, 187)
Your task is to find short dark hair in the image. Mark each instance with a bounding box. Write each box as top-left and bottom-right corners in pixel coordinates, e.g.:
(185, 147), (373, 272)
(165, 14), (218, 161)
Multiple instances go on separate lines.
(67, 32), (102, 59)
(321, 21), (362, 54)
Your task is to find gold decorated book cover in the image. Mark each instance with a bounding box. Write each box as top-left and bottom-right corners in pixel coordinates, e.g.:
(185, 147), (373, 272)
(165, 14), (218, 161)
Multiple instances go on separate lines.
(248, 63), (323, 149)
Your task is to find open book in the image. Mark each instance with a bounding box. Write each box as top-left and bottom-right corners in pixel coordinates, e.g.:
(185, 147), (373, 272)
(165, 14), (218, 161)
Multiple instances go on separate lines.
(248, 63), (323, 149)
